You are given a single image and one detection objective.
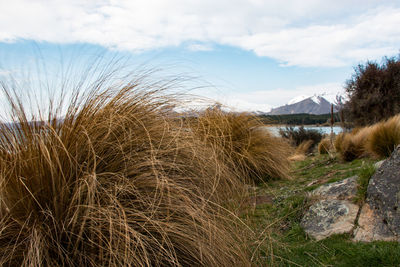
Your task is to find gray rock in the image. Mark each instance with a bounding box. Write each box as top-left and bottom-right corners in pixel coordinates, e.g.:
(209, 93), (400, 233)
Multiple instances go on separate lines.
(312, 176), (358, 201)
(301, 199), (359, 240)
(366, 145), (400, 236)
(374, 160), (385, 169)
(353, 203), (398, 242)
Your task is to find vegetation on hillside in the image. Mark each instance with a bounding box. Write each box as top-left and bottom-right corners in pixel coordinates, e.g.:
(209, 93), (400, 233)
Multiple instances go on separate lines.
(259, 113), (340, 125)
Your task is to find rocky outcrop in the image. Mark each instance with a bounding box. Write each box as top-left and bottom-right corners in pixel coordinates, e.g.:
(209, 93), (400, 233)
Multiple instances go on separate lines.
(302, 176), (359, 240)
(374, 159), (385, 169)
(301, 146), (400, 242)
(301, 199), (359, 240)
(353, 146), (400, 242)
(353, 203), (398, 242)
(312, 176), (357, 201)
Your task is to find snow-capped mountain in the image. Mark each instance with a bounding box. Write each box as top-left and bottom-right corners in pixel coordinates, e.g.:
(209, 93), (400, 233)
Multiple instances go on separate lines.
(267, 95), (337, 115)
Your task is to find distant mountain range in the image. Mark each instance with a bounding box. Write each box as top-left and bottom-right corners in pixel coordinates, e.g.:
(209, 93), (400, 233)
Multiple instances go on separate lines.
(267, 95), (337, 115)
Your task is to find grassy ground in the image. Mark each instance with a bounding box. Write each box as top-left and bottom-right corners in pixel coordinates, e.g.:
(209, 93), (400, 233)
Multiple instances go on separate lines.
(248, 153), (400, 266)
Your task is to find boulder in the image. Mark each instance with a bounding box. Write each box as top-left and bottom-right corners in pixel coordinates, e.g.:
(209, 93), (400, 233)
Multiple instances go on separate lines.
(353, 203), (397, 242)
(366, 145), (400, 236)
(301, 146), (400, 242)
(301, 199), (359, 240)
(312, 176), (358, 201)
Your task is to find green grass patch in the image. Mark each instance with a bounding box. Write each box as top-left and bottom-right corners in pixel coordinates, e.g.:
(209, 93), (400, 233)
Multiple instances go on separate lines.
(355, 163), (376, 204)
(249, 153), (399, 266)
(266, 234), (400, 266)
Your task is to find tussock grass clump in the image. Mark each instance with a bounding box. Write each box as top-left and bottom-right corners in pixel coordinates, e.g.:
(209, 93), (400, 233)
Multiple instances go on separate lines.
(366, 115), (400, 158)
(295, 140), (314, 155)
(318, 137), (333, 154)
(288, 140), (313, 161)
(0, 78), (250, 266)
(190, 108), (292, 183)
(339, 126), (373, 161)
(334, 133), (345, 153)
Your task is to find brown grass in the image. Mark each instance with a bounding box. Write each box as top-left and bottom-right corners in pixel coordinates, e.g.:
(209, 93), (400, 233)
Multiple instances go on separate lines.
(295, 140), (314, 155)
(335, 114), (400, 161)
(288, 140), (313, 162)
(366, 114), (400, 158)
(189, 108), (292, 183)
(288, 153), (307, 162)
(318, 137), (332, 154)
(339, 126), (374, 161)
(334, 133), (345, 153)
(0, 77), (251, 266)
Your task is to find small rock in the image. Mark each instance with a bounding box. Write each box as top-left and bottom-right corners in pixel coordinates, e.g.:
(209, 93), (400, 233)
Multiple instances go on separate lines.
(301, 199), (359, 240)
(374, 160), (385, 169)
(353, 203), (397, 242)
(312, 176), (358, 201)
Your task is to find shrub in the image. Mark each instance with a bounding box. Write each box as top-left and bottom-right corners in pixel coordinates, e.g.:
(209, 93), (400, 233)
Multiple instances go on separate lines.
(344, 55), (400, 126)
(366, 115), (400, 158)
(190, 108), (293, 183)
(318, 137), (333, 154)
(279, 126), (322, 153)
(0, 76), (250, 265)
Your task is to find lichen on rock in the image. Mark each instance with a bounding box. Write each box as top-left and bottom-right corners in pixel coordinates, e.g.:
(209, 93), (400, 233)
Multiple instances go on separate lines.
(301, 199), (359, 240)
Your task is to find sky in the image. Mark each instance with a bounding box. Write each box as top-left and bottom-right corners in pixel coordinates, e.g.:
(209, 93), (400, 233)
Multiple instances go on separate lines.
(0, 0), (399, 113)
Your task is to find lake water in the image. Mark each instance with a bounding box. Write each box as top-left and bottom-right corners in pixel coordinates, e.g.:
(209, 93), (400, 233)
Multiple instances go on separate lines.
(263, 126), (344, 137)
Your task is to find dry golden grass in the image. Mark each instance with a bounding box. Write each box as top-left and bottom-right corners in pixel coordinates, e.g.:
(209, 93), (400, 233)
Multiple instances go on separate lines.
(318, 137), (333, 154)
(0, 77), (251, 266)
(295, 140), (314, 155)
(334, 133), (345, 154)
(366, 115), (400, 158)
(189, 108), (292, 183)
(288, 140), (313, 162)
(288, 153), (307, 162)
(339, 126), (374, 161)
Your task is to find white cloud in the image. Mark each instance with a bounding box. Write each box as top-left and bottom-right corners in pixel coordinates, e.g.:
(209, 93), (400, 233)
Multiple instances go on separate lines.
(0, 1), (399, 67)
(189, 82), (344, 112)
(186, 43), (213, 52)
(0, 69), (12, 76)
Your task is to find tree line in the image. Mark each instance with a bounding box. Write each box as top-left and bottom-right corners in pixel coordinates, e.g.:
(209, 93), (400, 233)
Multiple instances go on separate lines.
(259, 113), (339, 125)
(342, 54), (400, 126)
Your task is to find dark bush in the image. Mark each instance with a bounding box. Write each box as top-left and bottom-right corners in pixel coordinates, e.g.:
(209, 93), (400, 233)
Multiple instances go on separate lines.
(344, 55), (400, 126)
(279, 126), (323, 153)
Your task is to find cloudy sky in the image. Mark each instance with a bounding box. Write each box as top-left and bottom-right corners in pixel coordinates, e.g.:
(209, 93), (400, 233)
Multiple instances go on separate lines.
(0, 0), (399, 112)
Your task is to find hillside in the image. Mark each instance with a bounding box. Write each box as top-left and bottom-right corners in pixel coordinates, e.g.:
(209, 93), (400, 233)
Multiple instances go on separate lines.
(268, 95), (337, 115)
